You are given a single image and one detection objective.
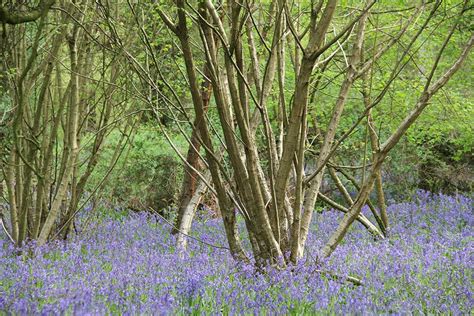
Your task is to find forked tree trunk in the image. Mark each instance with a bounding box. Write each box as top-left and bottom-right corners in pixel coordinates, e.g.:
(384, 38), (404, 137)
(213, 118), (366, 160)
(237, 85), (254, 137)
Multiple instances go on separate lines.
(322, 33), (473, 257)
(155, 0), (471, 267)
(165, 0), (248, 261)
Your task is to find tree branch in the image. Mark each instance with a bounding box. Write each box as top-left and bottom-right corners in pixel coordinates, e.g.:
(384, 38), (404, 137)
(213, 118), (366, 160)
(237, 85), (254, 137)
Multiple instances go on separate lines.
(0, 0), (55, 24)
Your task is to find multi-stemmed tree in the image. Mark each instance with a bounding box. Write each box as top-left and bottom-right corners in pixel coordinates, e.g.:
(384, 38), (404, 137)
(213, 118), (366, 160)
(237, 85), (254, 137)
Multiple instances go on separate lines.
(148, 0), (472, 266)
(0, 0), (135, 246)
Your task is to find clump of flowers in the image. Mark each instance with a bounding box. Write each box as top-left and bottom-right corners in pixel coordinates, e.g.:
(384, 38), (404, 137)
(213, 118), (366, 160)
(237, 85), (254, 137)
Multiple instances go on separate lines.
(0, 191), (472, 314)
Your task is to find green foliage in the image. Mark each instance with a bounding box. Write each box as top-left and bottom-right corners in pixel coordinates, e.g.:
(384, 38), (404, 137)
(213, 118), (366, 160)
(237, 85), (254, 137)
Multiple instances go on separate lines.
(88, 125), (188, 212)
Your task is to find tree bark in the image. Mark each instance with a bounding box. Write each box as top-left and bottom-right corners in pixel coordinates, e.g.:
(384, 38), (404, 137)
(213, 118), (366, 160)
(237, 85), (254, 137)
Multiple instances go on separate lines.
(173, 64), (212, 236)
(38, 26), (81, 246)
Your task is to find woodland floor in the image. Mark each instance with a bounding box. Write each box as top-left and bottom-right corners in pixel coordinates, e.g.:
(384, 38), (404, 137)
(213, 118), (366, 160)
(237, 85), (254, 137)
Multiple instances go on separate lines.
(0, 191), (472, 314)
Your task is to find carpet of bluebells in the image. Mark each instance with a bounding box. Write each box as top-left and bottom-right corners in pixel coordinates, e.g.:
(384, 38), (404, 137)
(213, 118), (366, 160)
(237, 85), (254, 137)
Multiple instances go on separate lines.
(0, 191), (472, 314)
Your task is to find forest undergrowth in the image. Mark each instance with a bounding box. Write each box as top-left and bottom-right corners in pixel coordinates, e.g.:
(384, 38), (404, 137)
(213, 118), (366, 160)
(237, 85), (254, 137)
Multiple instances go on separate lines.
(0, 191), (472, 314)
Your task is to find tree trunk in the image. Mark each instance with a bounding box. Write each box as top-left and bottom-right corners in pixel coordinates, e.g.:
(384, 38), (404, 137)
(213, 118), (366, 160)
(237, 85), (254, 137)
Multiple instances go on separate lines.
(173, 64), (212, 236)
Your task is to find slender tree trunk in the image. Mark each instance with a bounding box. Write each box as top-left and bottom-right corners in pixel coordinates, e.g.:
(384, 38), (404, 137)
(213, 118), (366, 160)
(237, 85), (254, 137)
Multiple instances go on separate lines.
(175, 171), (210, 250)
(5, 152), (19, 241)
(173, 64), (212, 236)
(170, 0), (248, 261)
(297, 13), (368, 259)
(322, 33), (473, 257)
(38, 27), (81, 246)
(362, 74), (389, 231)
